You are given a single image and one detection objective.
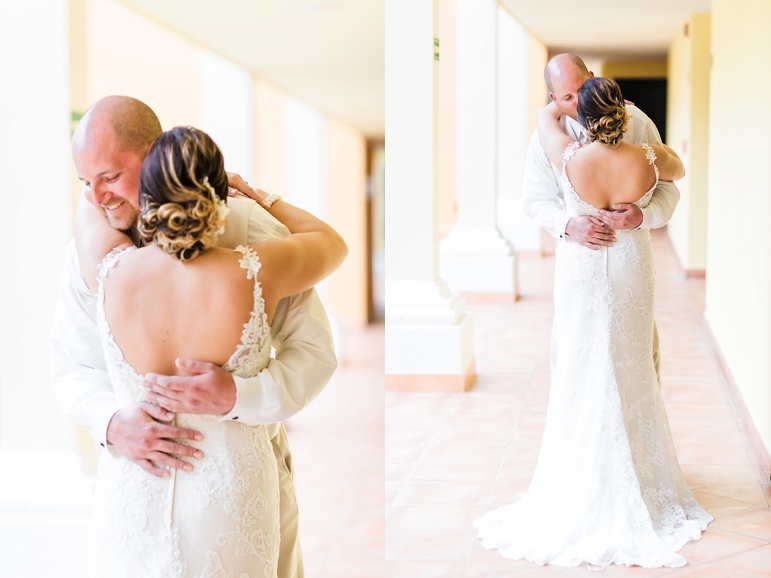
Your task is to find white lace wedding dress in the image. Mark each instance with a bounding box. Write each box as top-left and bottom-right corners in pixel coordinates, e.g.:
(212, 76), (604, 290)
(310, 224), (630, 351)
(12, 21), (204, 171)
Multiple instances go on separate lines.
(88, 246), (280, 578)
(475, 142), (712, 568)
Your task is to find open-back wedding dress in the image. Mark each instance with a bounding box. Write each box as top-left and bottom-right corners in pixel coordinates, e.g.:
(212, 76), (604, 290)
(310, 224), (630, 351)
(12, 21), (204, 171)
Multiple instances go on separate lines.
(88, 245), (280, 578)
(474, 142), (712, 568)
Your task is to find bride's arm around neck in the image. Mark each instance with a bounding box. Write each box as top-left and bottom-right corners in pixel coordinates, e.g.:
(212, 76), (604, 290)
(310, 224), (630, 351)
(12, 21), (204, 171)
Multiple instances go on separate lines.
(232, 185), (348, 305)
(74, 192), (133, 294)
(537, 101), (574, 167)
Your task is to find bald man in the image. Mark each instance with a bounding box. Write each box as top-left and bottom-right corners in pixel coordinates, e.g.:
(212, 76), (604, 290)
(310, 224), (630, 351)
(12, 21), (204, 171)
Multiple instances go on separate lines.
(525, 53), (679, 248)
(524, 53), (679, 381)
(51, 95), (334, 577)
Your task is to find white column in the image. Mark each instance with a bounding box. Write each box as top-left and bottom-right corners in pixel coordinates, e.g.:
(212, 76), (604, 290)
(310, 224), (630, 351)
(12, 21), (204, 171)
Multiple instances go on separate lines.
(385, 0), (475, 391)
(496, 7), (541, 252)
(200, 51), (254, 181)
(439, 0), (518, 298)
(0, 2), (93, 576)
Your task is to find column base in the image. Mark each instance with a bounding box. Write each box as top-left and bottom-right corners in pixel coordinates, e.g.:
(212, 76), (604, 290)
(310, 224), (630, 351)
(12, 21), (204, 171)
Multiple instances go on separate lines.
(439, 226), (518, 297)
(386, 360), (476, 392)
(386, 279), (476, 391)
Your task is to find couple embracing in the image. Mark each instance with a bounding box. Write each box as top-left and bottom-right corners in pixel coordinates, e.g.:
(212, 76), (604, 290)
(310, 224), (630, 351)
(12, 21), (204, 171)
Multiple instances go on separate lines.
(51, 96), (347, 577)
(475, 54), (713, 568)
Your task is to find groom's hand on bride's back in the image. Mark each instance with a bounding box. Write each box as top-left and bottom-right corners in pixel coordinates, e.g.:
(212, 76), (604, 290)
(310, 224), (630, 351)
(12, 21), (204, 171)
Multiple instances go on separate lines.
(565, 215), (616, 250)
(142, 359), (237, 417)
(106, 402), (204, 478)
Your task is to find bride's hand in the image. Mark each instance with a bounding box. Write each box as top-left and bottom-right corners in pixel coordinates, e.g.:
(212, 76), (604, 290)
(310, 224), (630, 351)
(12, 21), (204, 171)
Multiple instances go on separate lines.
(226, 171), (271, 208)
(226, 171), (254, 198)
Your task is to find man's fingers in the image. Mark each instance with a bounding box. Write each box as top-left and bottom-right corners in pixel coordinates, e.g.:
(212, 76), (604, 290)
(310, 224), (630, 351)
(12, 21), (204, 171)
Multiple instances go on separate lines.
(144, 373), (191, 392)
(175, 358), (213, 376)
(139, 401), (174, 422)
(144, 391), (181, 413)
(136, 459), (171, 478)
(148, 451), (196, 473)
(151, 422), (203, 442)
(155, 439), (203, 461)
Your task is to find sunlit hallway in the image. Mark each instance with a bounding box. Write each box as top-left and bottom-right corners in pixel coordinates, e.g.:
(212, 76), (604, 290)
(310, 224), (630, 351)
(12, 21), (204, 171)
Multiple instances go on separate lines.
(0, 1), (384, 576)
(386, 0), (771, 575)
(386, 229), (771, 577)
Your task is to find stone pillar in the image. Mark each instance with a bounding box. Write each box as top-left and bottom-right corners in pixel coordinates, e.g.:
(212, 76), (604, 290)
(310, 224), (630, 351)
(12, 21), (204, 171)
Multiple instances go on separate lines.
(495, 7), (542, 253)
(385, 0), (475, 391)
(439, 0), (518, 300)
(0, 2), (94, 575)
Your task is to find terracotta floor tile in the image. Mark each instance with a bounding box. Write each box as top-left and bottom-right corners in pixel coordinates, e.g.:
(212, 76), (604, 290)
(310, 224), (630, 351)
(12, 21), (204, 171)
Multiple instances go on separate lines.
(388, 503), (479, 531)
(696, 484), (770, 507)
(710, 507), (771, 542)
(430, 423), (515, 447)
(286, 324), (383, 577)
(691, 490), (761, 519)
(396, 480), (493, 507)
(386, 528), (475, 560)
(419, 442), (507, 466)
(660, 562), (752, 577)
(680, 464), (760, 487)
(711, 543), (771, 576)
(677, 446), (753, 466)
(463, 545), (539, 577)
(677, 526), (767, 563)
(411, 461), (503, 484)
(386, 559), (466, 578)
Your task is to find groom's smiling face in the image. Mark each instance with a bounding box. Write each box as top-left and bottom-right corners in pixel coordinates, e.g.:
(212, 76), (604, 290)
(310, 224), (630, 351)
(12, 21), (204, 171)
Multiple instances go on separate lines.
(73, 121), (144, 231)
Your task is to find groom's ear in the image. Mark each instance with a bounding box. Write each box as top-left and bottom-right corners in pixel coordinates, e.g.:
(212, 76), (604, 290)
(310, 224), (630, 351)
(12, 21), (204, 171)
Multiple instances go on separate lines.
(589, 71), (595, 78)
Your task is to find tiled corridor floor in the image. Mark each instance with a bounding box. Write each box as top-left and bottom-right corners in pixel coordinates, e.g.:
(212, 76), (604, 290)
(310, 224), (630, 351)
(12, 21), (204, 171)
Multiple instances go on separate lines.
(287, 323), (385, 578)
(385, 230), (771, 577)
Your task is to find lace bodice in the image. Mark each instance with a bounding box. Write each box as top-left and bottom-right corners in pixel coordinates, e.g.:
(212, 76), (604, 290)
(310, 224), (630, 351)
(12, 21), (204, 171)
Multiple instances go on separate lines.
(560, 141), (659, 217)
(96, 245), (272, 397)
(90, 244), (279, 578)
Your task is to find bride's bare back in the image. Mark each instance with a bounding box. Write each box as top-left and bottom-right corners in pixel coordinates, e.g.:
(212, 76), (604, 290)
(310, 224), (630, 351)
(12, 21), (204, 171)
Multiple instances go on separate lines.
(566, 141), (657, 210)
(102, 245), (265, 377)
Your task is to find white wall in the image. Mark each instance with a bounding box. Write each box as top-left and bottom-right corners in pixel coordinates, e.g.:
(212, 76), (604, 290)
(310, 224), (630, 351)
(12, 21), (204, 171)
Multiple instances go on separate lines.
(705, 0), (771, 460)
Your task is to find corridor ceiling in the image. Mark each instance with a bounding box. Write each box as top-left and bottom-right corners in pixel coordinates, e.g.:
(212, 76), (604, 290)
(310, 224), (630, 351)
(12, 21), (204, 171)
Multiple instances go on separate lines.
(117, 0), (384, 139)
(499, 0), (712, 59)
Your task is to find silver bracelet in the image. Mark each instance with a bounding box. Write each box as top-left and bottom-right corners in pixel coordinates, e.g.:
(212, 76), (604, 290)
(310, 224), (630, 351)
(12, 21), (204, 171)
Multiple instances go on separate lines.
(264, 193), (282, 208)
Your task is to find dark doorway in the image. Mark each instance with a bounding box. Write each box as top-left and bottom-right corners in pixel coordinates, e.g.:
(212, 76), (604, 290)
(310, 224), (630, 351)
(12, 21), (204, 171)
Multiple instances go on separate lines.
(614, 78), (668, 143)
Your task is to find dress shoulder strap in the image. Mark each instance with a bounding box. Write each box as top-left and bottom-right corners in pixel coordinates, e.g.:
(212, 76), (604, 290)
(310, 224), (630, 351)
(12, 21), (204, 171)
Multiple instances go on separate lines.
(561, 141), (581, 170)
(224, 245), (270, 372)
(96, 245), (138, 304)
(641, 143), (657, 165)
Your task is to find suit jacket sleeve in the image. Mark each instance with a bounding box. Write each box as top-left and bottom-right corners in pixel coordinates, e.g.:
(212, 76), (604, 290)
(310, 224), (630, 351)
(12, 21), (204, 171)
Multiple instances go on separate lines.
(50, 240), (118, 447)
(218, 196), (337, 424)
(522, 130), (571, 240)
(627, 106), (681, 229)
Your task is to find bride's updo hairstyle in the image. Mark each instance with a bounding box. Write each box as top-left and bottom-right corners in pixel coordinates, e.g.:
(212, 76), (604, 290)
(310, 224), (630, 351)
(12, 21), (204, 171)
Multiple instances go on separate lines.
(577, 77), (629, 148)
(138, 127), (229, 261)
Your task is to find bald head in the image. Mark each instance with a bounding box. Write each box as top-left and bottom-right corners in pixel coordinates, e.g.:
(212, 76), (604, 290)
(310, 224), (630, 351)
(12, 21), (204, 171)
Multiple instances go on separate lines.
(544, 54), (590, 93)
(544, 54), (593, 120)
(73, 95), (161, 158)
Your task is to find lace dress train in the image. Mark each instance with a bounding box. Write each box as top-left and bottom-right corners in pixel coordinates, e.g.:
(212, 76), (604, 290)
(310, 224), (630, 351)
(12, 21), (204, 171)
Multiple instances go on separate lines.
(474, 143), (712, 568)
(88, 246), (280, 578)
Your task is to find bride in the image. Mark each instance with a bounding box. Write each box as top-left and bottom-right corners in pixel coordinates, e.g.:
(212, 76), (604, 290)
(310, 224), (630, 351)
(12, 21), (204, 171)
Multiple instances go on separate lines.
(75, 126), (347, 577)
(474, 77), (712, 568)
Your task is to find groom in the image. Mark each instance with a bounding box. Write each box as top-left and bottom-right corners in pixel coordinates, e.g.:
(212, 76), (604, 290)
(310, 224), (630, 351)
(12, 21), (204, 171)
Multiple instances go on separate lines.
(524, 53), (680, 379)
(51, 95), (335, 578)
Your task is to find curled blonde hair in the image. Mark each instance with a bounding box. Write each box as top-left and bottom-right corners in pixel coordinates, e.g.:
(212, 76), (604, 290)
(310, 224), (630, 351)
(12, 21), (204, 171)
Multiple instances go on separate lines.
(137, 127), (229, 261)
(577, 77), (629, 148)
